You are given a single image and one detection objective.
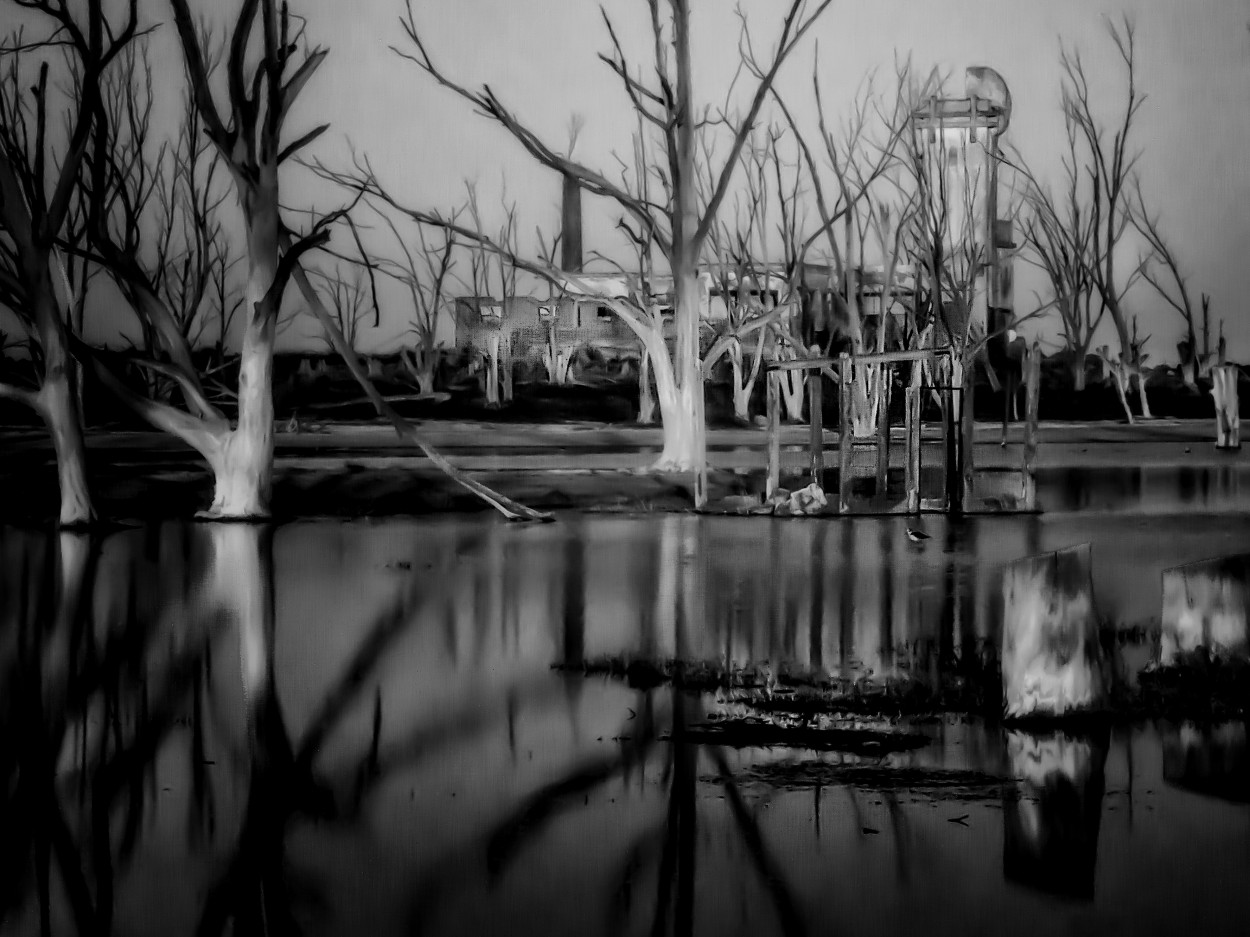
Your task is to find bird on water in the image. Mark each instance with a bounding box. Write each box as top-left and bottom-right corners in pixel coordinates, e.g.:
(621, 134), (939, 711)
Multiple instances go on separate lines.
(906, 525), (930, 544)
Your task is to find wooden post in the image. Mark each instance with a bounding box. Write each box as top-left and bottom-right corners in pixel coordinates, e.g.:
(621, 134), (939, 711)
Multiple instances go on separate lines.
(766, 370), (781, 499)
(875, 368), (890, 497)
(808, 370), (824, 487)
(838, 353), (853, 513)
(905, 385), (921, 514)
(1213, 364), (1241, 450)
(959, 356), (976, 513)
(941, 375), (956, 511)
(1022, 342), (1041, 509)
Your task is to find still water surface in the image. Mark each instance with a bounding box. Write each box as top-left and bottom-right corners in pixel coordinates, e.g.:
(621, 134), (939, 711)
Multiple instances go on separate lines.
(2, 482), (1250, 935)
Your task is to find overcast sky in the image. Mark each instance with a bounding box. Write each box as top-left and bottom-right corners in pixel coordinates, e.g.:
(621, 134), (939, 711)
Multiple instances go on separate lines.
(8, 0), (1250, 360)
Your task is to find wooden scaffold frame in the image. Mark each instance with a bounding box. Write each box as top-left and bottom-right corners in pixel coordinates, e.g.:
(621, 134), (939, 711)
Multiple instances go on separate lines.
(761, 342), (1042, 515)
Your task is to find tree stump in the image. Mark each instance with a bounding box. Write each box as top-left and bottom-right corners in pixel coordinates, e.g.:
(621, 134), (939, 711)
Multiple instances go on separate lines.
(1001, 543), (1108, 718)
(1212, 364), (1240, 449)
(1003, 729), (1109, 900)
(1159, 553), (1250, 665)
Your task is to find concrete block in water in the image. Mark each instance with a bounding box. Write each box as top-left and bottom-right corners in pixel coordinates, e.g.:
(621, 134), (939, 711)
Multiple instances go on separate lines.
(1162, 721), (1249, 803)
(1003, 729), (1109, 901)
(1001, 543), (1107, 718)
(1160, 554), (1250, 665)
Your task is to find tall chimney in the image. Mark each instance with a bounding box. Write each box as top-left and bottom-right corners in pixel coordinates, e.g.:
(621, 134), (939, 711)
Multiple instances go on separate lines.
(560, 174), (582, 272)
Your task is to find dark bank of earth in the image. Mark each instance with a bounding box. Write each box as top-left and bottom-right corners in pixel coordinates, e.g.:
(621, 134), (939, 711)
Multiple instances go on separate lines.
(559, 651), (1250, 725)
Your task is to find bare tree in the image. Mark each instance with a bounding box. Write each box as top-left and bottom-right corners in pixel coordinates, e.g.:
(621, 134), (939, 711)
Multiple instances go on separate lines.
(463, 179), (519, 407)
(76, 0), (339, 519)
(371, 205), (459, 397)
(151, 39), (241, 361)
(1061, 15), (1152, 418)
(0, 1), (144, 526)
(773, 57), (919, 433)
(534, 218), (575, 388)
(699, 126), (792, 424)
(1009, 121), (1099, 391)
(385, 0), (833, 485)
(1129, 178), (1213, 387)
(309, 264), (372, 354)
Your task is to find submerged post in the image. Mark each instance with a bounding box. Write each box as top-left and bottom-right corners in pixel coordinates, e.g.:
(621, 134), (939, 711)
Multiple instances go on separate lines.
(809, 370), (824, 487)
(1212, 364), (1240, 450)
(905, 385), (921, 514)
(766, 370), (781, 499)
(941, 367), (956, 511)
(1022, 342), (1041, 509)
(838, 353), (853, 513)
(959, 356), (976, 513)
(875, 368), (891, 497)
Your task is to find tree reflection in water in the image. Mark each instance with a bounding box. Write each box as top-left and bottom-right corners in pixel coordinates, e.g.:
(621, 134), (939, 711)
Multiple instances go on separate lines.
(0, 527), (219, 935)
(481, 516), (809, 937)
(8, 513), (1250, 935)
(0, 521), (557, 936)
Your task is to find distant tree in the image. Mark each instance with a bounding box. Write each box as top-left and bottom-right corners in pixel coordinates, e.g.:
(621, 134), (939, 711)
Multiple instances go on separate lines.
(463, 179), (518, 408)
(1060, 16), (1152, 418)
(0, 0), (144, 526)
(309, 264), (373, 355)
(370, 205), (459, 397)
(1009, 118), (1100, 392)
(1129, 178), (1216, 387)
(699, 126), (793, 424)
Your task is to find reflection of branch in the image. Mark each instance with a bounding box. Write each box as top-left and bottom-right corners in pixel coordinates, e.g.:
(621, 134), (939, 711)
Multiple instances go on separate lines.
(711, 747), (808, 937)
(486, 731), (656, 877)
(296, 532), (485, 773)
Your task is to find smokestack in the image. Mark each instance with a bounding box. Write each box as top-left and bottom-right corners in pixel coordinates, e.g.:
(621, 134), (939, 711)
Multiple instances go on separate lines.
(561, 174), (582, 273)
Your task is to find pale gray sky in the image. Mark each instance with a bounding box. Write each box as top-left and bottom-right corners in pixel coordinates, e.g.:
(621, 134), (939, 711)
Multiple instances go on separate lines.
(8, 0), (1250, 360)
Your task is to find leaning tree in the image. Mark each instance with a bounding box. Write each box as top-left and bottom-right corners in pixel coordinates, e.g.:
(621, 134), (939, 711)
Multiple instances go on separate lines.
(380, 0), (834, 488)
(0, 0), (144, 525)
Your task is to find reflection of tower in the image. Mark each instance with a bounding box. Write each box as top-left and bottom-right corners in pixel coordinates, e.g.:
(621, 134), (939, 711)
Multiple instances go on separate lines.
(910, 66), (1013, 336)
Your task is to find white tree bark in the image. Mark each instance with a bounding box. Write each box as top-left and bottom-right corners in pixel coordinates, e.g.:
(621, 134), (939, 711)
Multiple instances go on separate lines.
(1213, 364), (1240, 449)
(637, 346), (656, 424)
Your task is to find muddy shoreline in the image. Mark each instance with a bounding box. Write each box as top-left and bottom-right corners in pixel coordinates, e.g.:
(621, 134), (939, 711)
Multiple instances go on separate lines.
(1, 417), (1246, 524)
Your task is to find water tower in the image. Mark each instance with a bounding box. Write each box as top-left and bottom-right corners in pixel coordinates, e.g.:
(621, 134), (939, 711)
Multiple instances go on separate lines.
(910, 66), (1014, 339)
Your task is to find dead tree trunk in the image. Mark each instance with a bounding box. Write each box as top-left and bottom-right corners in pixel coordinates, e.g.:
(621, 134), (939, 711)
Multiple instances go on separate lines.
(1213, 365), (1240, 450)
